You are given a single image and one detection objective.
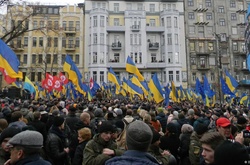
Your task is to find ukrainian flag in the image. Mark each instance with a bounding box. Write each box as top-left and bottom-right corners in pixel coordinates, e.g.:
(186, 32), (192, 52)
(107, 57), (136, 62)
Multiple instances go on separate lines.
(63, 55), (87, 95)
(23, 77), (38, 100)
(225, 70), (238, 93)
(131, 75), (148, 96)
(122, 78), (143, 99)
(171, 81), (178, 102)
(0, 39), (23, 84)
(126, 56), (144, 81)
(148, 74), (164, 103)
(108, 67), (121, 87)
(240, 93), (248, 105)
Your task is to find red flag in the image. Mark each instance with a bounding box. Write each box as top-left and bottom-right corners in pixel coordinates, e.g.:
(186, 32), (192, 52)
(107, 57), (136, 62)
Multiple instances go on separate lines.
(89, 77), (94, 89)
(41, 73), (54, 91)
(53, 76), (62, 91)
(0, 68), (16, 84)
(59, 72), (68, 84)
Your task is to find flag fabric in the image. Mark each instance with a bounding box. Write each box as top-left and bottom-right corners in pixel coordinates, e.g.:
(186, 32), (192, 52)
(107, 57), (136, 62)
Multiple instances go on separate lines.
(23, 77), (37, 99)
(0, 39), (23, 83)
(122, 78), (143, 99)
(131, 75), (148, 96)
(53, 76), (62, 91)
(164, 84), (170, 106)
(59, 72), (68, 85)
(42, 73), (54, 92)
(171, 81), (178, 102)
(63, 55), (87, 95)
(225, 70), (238, 92)
(240, 93), (248, 105)
(126, 56), (144, 81)
(148, 74), (164, 103)
(108, 67), (121, 87)
(220, 77), (235, 96)
(246, 4), (250, 20)
(89, 77), (94, 89)
(195, 78), (205, 100)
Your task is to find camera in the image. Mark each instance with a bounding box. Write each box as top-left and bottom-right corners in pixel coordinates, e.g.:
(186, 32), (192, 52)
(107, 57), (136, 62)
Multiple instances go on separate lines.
(243, 125), (250, 138)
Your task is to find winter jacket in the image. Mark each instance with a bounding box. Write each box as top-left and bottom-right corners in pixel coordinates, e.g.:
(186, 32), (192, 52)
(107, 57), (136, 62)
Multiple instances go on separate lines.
(12, 154), (51, 165)
(179, 133), (192, 165)
(156, 113), (167, 133)
(72, 140), (89, 165)
(83, 134), (123, 165)
(148, 145), (169, 165)
(189, 132), (202, 165)
(28, 119), (47, 145)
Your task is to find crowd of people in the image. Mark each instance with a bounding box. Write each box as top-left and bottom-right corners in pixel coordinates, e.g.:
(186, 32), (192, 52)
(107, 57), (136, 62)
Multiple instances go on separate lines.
(0, 95), (249, 165)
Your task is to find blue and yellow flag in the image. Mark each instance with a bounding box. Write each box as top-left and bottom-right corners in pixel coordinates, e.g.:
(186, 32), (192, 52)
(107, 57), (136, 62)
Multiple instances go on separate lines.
(171, 81), (178, 102)
(240, 93), (248, 105)
(148, 74), (164, 103)
(123, 77), (143, 99)
(0, 39), (23, 83)
(131, 76), (148, 96)
(63, 55), (87, 95)
(225, 70), (238, 93)
(220, 77), (235, 96)
(23, 76), (38, 100)
(126, 56), (144, 81)
(108, 67), (121, 87)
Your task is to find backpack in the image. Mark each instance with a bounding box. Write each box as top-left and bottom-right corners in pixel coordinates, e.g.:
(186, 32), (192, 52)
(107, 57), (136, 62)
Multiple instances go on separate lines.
(116, 118), (136, 150)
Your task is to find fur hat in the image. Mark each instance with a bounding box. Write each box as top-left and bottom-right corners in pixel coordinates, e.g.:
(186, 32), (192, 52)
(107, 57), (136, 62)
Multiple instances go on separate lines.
(53, 116), (65, 127)
(98, 121), (114, 133)
(7, 130), (43, 148)
(126, 120), (153, 151)
(181, 124), (194, 134)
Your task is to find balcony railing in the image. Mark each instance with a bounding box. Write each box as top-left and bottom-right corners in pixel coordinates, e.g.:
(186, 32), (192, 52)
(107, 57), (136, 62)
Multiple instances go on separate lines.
(131, 25), (140, 31)
(63, 27), (76, 33)
(111, 42), (122, 50)
(10, 43), (24, 51)
(149, 42), (159, 50)
(65, 44), (76, 50)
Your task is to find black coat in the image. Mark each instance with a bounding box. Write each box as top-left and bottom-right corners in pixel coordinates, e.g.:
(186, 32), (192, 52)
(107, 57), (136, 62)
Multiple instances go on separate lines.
(179, 133), (192, 165)
(28, 119), (47, 145)
(160, 133), (180, 160)
(72, 140), (89, 165)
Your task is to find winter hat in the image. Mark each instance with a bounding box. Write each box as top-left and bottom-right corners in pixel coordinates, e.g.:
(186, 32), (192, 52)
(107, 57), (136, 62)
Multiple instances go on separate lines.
(188, 109), (195, 116)
(126, 120), (153, 151)
(114, 108), (123, 116)
(53, 116), (65, 127)
(214, 140), (249, 165)
(94, 108), (103, 117)
(231, 110), (238, 116)
(181, 124), (194, 134)
(151, 130), (161, 144)
(98, 121), (114, 133)
(0, 127), (20, 144)
(166, 123), (178, 133)
(194, 123), (208, 135)
(7, 130), (43, 149)
(237, 116), (248, 125)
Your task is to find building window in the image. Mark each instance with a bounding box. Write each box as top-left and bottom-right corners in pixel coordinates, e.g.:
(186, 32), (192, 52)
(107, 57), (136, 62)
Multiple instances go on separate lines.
(93, 71), (97, 81)
(198, 42), (205, 52)
(47, 21), (52, 29)
(198, 26), (204, 37)
(69, 21), (74, 30)
(208, 42), (214, 51)
(54, 21), (59, 30)
(191, 57), (196, 65)
(114, 53), (120, 62)
(150, 4), (155, 12)
(230, 0), (236, 8)
(218, 6), (224, 13)
(219, 18), (225, 26)
(233, 42), (238, 51)
(62, 37), (66, 47)
(192, 73), (196, 82)
(137, 3), (143, 10)
(231, 13), (237, 20)
(205, 0), (211, 7)
(190, 42), (195, 51)
(211, 73), (215, 81)
(32, 37), (37, 47)
(168, 52), (173, 63)
(23, 37), (28, 47)
(47, 37), (52, 47)
(38, 72), (42, 81)
(100, 16), (105, 27)
(232, 27), (237, 35)
(46, 54), (51, 64)
(32, 54), (36, 64)
(93, 52), (97, 63)
(23, 54), (27, 64)
(114, 3), (119, 12)
(39, 37), (43, 47)
(38, 54), (43, 64)
(167, 17), (171, 27)
(188, 12), (194, 19)
(100, 71), (104, 83)
(206, 13), (212, 20)
(54, 37), (58, 47)
(130, 34), (133, 45)
(53, 54), (57, 64)
(149, 19), (155, 26)
(151, 53), (156, 62)
(188, 0), (193, 6)
(174, 17), (178, 27)
(75, 37), (79, 47)
(100, 33), (104, 44)
(93, 16), (97, 27)
(189, 26), (195, 33)
(40, 21), (44, 28)
(167, 34), (172, 45)
(174, 34), (178, 45)
(93, 33), (97, 44)
(30, 72), (35, 81)
(175, 52), (179, 63)
(234, 58), (239, 66)
(33, 21), (37, 29)
(169, 71), (173, 81)
(61, 54), (65, 64)
(127, 3), (132, 10)
(176, 71), (180, 82)
(114, 18), (119, 26)
(200, 57), (206, 67)
(76, 21), (80, 31)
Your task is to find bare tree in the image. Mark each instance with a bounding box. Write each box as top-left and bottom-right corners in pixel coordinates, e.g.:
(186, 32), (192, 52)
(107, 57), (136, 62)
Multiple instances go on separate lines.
(0, 0), (9, 6)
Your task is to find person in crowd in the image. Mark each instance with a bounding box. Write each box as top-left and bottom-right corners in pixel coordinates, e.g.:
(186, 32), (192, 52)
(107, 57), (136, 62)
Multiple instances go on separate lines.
(45, 116), (70, 165)
(8, 111), (26, 131)
(0, 119), (8, 133)
(200, 132), (225, 165)
(72, 127), (92, 165)
(83, 121), (123, 165)
(150, 111), (162, 133)
(235, 116), (248, 133)
(0, 127), (20, 164)
(4, 130), (51, 165)
(89, 108), (107, 135)
(106, 120), (160, 165)
(20, 101), (34, 123)
(216, 117), (233, 139)
(179, 124), (193, 165)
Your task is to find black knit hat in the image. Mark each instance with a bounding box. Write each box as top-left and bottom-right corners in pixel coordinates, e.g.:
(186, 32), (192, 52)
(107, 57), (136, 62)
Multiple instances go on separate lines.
(194, 123), (208, 135)
(53, 116), (65, 127)
(237, 116), (248, 125)
(151, 130), (161, 144)
(0, 127), (20, 144)
(215, 140), (249, 165)
(98, 121), (114, 133)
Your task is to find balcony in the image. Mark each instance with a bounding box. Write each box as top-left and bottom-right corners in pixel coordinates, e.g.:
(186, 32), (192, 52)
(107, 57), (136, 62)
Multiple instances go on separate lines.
(145, 61), (166, 68)
(107, 60), (125, 68)
(149, 42), (159, 50)
(10, 43), (24, 51)
(131, 25), (140, 31)
(233, 49), (246, 56)
(106, 26), (125, 32)
(146, 26), (165, 32)
(196, 51), (209, 56)
(65, 44), (76, 51)
(63, 27), (76, 34)
(111, 42), (122, 50)
(197, 64), (210, 70)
